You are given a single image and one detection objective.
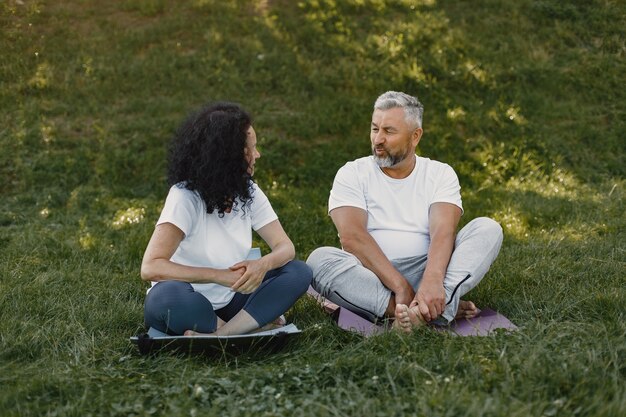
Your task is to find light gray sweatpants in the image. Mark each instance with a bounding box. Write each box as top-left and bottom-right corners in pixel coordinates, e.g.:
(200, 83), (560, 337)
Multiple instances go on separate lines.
(306, 217), (503, 323)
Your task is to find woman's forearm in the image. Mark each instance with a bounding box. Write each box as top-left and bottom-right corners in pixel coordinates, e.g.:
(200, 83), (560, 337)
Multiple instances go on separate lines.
(140, 258), (232, 286)
(260, 239), (295, 272)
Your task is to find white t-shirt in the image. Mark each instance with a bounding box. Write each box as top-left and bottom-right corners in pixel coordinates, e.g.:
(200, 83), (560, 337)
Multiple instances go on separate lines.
(329, 156), (463, 260)
(150, 182), (278, 309)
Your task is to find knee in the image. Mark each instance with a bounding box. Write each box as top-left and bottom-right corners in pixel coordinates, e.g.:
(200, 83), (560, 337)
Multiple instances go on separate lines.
(471, 217), (503, 243)
(150, 280), (192, 295)
(306, 246), (340, 273)
(145, 280), (193, 309)
(283, 259), (313, 291)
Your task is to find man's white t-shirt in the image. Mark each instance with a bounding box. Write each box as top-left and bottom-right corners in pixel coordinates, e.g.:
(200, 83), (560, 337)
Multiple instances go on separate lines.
(150, 182), (278, 309)
(329, 156), (463, 260)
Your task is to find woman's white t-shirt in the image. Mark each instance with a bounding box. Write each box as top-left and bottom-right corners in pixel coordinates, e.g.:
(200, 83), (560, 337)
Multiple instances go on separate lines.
(150, 182), (278, 309)
(328, 156), (463, 260)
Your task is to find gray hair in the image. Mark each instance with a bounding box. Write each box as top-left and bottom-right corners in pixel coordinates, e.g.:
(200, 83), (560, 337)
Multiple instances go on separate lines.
(373, 91), (424, 129)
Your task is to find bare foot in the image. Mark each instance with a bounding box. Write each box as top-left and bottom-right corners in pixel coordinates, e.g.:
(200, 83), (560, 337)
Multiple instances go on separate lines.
(392, 304), (411, 332)
(184, 329), (209, 336)
(455, 300), (480, 320)
(184, 317), (227, 336)
(393, 304), (425, 333)
(408, 305), (426, 327)
(184, 315), (286, 336)
(249, 315), (287, 334)
(274, 314), (287, 326)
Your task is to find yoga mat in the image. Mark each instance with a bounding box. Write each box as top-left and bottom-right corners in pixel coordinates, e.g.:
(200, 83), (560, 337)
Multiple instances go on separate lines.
(444, 308), (518, 336)
(132, 247), (302, 355)
(307, 286), (517, 337)
(130, 324), (301, 355)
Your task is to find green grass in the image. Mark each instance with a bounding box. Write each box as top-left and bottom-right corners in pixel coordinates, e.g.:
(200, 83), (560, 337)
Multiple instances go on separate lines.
(1, 0), (624, 415)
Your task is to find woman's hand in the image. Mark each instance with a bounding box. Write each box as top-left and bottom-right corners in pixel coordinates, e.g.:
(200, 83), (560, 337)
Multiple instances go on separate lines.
(226, 219), (295, 294)
(229, 259), (270, 294)
(213, 267), (246, 288)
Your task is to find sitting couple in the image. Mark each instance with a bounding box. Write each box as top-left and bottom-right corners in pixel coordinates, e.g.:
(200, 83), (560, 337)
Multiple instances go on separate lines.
(141, 91), (503, 336)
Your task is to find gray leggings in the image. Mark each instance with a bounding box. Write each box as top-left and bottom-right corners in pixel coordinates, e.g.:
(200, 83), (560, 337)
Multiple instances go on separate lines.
(144, 260), (312, 335)
(306, 217), (503, 322)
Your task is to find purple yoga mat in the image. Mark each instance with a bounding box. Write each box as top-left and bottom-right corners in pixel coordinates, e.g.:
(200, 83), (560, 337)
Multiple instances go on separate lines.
(446, 308), (518, 336)
(307, 286), (518, 337)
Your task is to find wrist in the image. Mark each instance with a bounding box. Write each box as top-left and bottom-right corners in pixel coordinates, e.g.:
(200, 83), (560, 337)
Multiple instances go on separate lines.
(256, 256), (271, 275)
(208, 268), (229, 285)
(422, 271), (444, 284)
(392, 280), (413, 296)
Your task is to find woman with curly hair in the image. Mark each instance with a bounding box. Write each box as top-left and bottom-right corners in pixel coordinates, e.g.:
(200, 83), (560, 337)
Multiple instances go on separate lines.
(140, 102), (312, 336)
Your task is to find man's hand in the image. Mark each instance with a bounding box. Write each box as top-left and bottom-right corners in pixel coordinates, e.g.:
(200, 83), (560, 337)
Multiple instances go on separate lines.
(229, 258), (270, 294)
(412, 277), (446, 322)
(393, 281), (416, 307)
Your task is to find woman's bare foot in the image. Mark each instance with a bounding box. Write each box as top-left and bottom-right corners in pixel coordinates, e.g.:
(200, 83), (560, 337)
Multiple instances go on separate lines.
(274, 314), (287, 326)
(392, 304), (425, 333)
(455, 300), (480, 320)
(184, 329), (208, 336)
(249, 315), (287, 334)
(183, 317), (227, 336)
(184, 315), (286, 336)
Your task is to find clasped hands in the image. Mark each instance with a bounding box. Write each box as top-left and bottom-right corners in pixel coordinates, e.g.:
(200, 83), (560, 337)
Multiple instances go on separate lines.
(395, 276), (446, 322)
(222, 258), (269, 294)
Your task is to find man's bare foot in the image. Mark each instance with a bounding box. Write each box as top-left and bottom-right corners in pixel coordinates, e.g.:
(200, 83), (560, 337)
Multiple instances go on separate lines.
(392, 304), (425, 333)
(455, 300), (480, 320)
(392, 304), (411, 332)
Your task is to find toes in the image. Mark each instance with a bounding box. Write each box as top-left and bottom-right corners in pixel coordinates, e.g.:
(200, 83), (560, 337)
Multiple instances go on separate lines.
(456, 300), (481, 319)
(395, 304), (410, 320)
(408, 307), (425, 326)
(395, 303), (409, 315)
(394, 304), (426, 332)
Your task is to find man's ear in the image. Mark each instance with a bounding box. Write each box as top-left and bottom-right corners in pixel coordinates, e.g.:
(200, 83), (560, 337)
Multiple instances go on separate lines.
(412, 127), (423, 147)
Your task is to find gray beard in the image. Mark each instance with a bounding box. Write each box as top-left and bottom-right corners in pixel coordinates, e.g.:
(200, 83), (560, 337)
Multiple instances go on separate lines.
(373, 155), (397, 168)
(373, 148), (411, 168)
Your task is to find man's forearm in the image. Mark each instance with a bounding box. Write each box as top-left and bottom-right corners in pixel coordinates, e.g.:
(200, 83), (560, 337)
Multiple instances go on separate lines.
(341, 231), (412, 296)
(422, 231), (455, 283)
(330, 206), (414, 307)
(423, 203), (461, 284)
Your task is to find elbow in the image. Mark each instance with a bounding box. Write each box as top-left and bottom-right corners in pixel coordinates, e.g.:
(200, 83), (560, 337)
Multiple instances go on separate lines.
(278, 239), (296, 262)
(140, 261), (156, 282)
(286, 240), (296, 261)
(338, 232), (362, 254)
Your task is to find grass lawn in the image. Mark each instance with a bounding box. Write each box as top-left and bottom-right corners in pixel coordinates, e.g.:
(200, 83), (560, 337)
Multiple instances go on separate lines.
(1, 0), (624, 416)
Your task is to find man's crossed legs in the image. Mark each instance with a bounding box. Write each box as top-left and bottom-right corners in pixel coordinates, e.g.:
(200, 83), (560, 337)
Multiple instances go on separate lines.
(306, 217), (503, 331)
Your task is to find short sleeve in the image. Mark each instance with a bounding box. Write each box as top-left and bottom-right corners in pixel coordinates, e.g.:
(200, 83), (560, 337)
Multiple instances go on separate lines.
(250, 184), (278, 231)
(328, 162), (366, 213)
(157, 185), (198, 236)
(431, 164), (463, 213)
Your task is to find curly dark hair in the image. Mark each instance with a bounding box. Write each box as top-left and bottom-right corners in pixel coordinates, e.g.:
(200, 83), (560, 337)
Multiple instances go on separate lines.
(167, 102), (255, 216)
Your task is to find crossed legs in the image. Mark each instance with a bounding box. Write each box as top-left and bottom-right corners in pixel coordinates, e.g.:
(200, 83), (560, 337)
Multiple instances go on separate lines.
(307, 217), (503, 331)
(144, 260), (312, 336)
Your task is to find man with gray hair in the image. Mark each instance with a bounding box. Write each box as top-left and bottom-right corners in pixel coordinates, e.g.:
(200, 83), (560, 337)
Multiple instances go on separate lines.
(307, 91), (503, 331)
